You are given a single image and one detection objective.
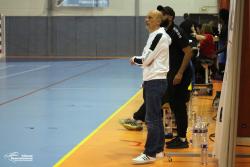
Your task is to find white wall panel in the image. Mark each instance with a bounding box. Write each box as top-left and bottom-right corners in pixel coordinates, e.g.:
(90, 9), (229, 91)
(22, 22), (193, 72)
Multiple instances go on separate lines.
(140, 0), (218, 16)
(0, 0), (47, 16)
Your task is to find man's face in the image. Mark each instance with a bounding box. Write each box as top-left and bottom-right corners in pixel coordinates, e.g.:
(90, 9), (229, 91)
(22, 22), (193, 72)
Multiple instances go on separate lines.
(145, 11), (160, 32)
(160, 12), (172, 27)
(162, 13), (169, 22)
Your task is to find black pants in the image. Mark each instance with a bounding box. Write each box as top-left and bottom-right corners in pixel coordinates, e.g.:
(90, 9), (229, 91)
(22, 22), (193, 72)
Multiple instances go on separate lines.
(167, 78), (190, 138)
(133, 103), (146, 122)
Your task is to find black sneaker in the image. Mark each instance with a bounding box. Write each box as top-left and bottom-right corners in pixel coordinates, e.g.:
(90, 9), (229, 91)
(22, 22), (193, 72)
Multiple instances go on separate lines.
(165, 136), (179, 145)
(166, 137), (189, 149)
(165, 133), (173, 139)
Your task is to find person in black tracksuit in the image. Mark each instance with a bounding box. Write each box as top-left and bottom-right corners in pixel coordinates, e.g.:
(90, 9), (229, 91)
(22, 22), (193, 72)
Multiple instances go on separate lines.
(157, 5), (193, 149)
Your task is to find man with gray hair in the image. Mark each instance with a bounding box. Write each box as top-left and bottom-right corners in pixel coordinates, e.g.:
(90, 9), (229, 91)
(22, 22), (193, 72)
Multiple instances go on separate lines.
(130, 10), (171, 164)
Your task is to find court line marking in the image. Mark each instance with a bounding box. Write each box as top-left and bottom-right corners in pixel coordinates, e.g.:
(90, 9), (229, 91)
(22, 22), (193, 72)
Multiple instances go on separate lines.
(0, 65), (15, 70)
(0, 63), (109, 106)
(53, 89), (142, 167)
(49, 87), (124, 90)
(0, 65), (51, 79)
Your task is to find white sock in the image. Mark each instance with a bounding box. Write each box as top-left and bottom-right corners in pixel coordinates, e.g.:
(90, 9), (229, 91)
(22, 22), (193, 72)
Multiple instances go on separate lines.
(179, 137), (186, 142)
(136, 120), (143, 124)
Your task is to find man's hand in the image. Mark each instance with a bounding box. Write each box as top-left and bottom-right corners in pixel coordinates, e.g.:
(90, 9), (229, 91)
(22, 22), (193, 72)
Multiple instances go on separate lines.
(173, 73), (183, 85)
(130, 57), (136, 65)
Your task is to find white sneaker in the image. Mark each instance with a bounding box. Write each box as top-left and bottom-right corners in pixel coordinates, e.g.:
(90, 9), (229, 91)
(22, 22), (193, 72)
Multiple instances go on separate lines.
(156, 152), (165, 158)
(132, 153), (156, 164)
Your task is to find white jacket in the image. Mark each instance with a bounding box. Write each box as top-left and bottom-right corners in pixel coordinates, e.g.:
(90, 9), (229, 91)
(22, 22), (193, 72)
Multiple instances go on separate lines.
(133, 27), (171, 81)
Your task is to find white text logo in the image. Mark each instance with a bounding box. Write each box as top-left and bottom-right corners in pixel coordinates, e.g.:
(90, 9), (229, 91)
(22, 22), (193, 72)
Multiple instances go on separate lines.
(4, 152), (33, 163)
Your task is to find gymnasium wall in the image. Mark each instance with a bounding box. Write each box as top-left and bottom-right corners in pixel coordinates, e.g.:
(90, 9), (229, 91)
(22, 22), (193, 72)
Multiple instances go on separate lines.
(6, 16), (146, 57)
(0, 0), (218, 59)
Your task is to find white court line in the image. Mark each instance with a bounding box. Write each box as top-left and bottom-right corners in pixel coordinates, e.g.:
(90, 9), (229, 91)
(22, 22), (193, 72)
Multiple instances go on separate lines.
(0, 65), (15, 70)
(0, 65), (51, 79)
(49, 87), (96, 90)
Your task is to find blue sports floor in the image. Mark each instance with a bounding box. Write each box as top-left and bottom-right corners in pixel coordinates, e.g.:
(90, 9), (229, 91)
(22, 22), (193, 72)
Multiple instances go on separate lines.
(0, 59), (142, 167)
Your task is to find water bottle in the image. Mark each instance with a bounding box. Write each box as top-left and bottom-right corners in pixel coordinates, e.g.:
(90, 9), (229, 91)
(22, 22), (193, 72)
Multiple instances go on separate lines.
(200, 122), (208, 140)
(192, 127), (198, 147)
(200, 122), (208, 165)
(201, 142), (208, 165)
(192, 116), (202, 148)
(192, 121), (200, 148)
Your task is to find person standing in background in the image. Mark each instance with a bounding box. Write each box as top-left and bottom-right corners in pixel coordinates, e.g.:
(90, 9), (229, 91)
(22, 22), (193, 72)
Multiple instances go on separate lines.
(157, 5), (193, 149)
(217, 8), (229, 76)
(180, 13), (197, 42)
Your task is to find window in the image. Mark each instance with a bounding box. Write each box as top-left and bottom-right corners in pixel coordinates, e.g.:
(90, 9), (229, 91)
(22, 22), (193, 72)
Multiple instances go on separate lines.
(56, 0), (109, 8)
